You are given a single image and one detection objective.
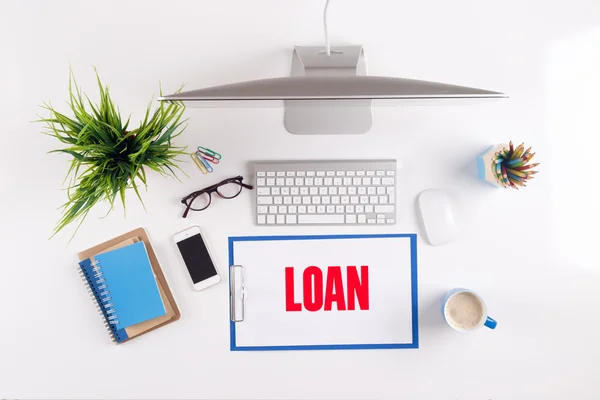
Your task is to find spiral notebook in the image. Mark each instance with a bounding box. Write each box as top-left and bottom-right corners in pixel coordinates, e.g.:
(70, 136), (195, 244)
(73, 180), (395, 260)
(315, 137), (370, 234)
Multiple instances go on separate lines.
(78, 235), (169, 343)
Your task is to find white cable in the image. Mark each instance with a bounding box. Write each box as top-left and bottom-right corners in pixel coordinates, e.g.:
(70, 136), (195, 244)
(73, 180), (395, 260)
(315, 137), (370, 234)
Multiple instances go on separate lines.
(323, 0), (331, 56)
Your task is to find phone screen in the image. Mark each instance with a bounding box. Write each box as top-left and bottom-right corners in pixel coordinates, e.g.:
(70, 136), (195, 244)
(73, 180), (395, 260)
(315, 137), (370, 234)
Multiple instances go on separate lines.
(176, 233), (218, 283)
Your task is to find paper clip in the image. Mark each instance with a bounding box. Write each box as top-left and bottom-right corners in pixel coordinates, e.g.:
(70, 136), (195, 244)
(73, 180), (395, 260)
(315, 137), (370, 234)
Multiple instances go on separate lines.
(196, 150), (219, 164)
(198, 153), (213, 173)
(191, 153), (208, 174)
(197, 146), (222, 160)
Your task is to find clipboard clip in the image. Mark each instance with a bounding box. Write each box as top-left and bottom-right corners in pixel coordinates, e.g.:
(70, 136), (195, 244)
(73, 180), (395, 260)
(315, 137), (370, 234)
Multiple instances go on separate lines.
(229, 265), (246, 322)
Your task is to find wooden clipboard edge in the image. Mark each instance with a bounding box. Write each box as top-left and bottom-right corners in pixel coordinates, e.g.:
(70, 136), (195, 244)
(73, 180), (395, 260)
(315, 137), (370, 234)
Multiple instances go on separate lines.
(78, 227), (181, 343)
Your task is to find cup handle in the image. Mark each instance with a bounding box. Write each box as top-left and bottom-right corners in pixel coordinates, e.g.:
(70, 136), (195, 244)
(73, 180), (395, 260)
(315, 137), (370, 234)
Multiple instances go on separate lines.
(484, 316), (497, 329)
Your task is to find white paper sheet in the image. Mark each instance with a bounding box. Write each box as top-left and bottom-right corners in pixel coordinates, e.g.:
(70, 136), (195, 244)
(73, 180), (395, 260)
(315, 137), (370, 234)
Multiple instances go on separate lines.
(229, 234), (418, 351)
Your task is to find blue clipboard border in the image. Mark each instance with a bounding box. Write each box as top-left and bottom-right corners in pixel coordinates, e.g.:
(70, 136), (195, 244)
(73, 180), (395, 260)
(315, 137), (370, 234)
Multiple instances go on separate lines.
(228, 233), (418, 351)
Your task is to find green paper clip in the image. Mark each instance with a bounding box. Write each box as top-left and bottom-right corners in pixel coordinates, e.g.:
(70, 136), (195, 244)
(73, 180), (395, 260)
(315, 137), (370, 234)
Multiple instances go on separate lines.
(197, 146), (222, 160)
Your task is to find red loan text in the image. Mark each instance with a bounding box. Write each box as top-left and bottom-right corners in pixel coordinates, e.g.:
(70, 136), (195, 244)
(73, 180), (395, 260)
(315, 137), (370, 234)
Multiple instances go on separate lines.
(285, 266), (370, 312)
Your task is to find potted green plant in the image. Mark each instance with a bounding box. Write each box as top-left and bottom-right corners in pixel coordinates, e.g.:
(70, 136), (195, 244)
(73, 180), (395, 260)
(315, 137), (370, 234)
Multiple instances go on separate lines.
(38, 70), (187, 239)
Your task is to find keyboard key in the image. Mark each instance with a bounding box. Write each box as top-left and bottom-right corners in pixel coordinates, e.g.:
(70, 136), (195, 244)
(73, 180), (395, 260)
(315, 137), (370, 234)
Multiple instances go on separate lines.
(360, 196), (369, 204)
(375, 205), (395, 213)
(300, 187), (309, 195)
(274, 197), (283, 204)
(279, 206), (287, 213)
(257, 206), (268, 214)
(257, 187), (270, 195)
(377, 186), (386, 195)
(367, 187), (376, 195)
(346, 205), (355, 213)
(291, 187), (300, 195)
(341, 196), (350, 204)
(387, 219), (395, 224)
(267, 215), (276, 224)
(281, 187), (290, 195)
(257, 197), (273, 205)
(326, 171), (335, 176)
(376, 218), (385, 224)
(386, 186), (394, 194)
(257, 171), (266, 177)
(382, 177), (394, 185)
(377, 214), (386, 219)
(314, 178), (323, 186)
(376, 171), (385, 176)
(386, 170), (395, 176)
(257, 178), (265, 186)
(358, 187), (366, 195)
(286, 215), (297, 224)
(312, 196), (321, 204)
(257, 215), (266, 224)
(285, 178), (294, 186)
(369, 196), (379, 204)
(367, 218), (375, 224)
(307, 171), (315, 176)
(343, 177), (352, 186)
(353, 177), (361, 186)
(284, 197), (292, 205)
(389, 193), (395, 204)
(331, 196), (340, 204)
(336, 171), (345, 176)
(367, 171), (375, 176)
(298, 214), (345, 224)
(295, 178), (304, 186)
(317, 205), (326, 213)
(316, 171), (325, 176)
(365, 205), (374, 213)
(269, 205), (278, 214)
(298, 206), (307, 213)
(277, 171), (285, 177)
(333, 177), (342, 186)
(286, 171), (295, 177)
(327, 205), (335, 213)
(276, 178), (284, 186)
(310, 187), (318, 195)
(289, 206), (297, 213)
(267, 172), (275, 177)
(271, 187), (280, 195)
(302, 197), (311, 204)
(358, 214), (366, 223)
(305, 177), (314, 186)
(322, 196), (331, 204)
(372, 177), (381, 185)
(319, 187), (328, 195)
(276, 215), (285, 224)
(348, 187), (357, 195)
(336, 205), (344, 213)
(293, 197), (301, 204)
(362, 177), (371, 185)
(297, 171), (306, 177)
(356, 205), (364, 213)
(357, 171), (365, 176)
(347, 171), (356, 176)
(379, 195), (388, 204)
(328, 187), (338, 195)
(308, 206), (316, 214)
(346, 214), (357, 224)
(350, 196), (359, 204)
(266, 178), (275, 186)
(324, 177), (333, 186)
(339, 187), (347, 195)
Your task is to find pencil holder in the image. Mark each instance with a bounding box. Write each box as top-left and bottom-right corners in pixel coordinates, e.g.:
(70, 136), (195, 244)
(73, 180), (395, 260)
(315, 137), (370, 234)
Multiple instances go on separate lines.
(477, 144), (509, 188)
(477, 142), (539, 189)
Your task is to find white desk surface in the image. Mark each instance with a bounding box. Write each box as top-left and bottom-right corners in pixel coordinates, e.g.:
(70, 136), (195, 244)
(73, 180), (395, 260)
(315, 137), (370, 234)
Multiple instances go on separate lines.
(1, 0), (600, 399)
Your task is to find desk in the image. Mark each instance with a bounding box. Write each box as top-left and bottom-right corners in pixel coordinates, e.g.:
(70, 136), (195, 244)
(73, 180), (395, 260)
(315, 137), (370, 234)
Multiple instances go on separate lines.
(1, 1), (599, 399)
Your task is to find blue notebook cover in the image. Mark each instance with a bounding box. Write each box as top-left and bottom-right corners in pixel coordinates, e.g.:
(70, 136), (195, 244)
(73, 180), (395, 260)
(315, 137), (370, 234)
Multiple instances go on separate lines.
(80, 241), (166, 332)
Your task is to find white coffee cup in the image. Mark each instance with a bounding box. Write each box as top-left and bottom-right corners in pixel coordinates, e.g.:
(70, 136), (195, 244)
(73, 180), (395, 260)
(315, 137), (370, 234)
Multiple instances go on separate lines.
(442, 288), (497, 332)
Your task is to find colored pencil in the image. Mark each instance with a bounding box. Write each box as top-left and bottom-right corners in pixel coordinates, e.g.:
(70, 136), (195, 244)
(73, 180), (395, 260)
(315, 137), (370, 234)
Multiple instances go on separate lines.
(514, 163), (539, 171)
(509, 141), (514, 153)
(501, 163), (509, 186)
(508, 177), (525, 187)
(506, 168), (527, 178)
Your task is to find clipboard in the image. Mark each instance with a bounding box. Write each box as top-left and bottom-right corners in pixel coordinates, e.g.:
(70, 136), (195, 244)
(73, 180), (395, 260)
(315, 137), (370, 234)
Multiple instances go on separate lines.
(228, 234), (418, 351)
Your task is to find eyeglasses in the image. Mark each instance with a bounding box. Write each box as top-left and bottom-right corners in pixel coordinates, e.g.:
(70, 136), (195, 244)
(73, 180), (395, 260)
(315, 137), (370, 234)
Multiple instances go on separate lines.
(181, 175), (254, 218)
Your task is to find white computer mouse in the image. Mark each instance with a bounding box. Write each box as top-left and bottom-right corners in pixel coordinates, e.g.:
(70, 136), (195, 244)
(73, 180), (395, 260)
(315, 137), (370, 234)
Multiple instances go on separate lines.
(417, 189), (457, 246)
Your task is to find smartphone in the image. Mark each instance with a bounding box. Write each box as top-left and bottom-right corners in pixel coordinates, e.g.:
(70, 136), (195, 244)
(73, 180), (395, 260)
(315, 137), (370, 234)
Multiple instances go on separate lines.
(173, 226), (221, 291)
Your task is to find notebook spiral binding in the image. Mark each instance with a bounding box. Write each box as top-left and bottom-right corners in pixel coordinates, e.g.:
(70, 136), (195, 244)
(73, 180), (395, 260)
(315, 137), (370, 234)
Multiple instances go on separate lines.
(78, 260), (121, 343)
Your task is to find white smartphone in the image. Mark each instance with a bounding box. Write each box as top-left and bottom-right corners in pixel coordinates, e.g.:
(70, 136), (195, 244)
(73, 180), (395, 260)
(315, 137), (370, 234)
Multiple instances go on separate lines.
(173, 226), (221, 291)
